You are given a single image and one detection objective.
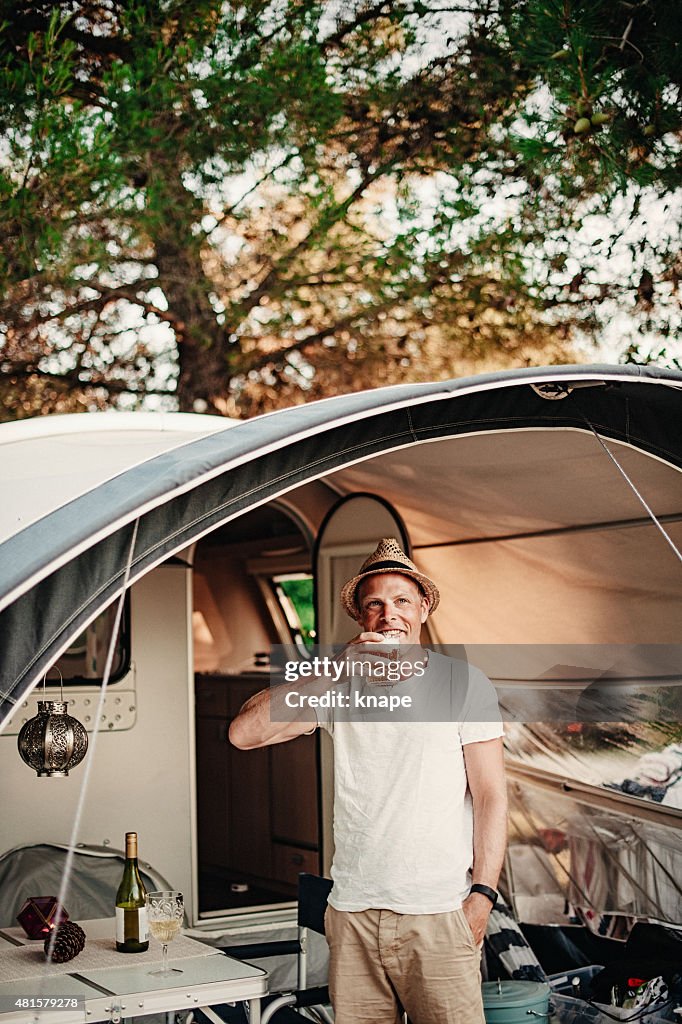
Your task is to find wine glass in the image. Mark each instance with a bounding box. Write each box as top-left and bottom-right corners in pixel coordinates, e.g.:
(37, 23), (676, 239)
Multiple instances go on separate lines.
(146, 891), (184, 976)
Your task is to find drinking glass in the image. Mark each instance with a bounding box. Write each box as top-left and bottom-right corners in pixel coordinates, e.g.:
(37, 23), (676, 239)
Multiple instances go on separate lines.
(145, 891), (184, 976)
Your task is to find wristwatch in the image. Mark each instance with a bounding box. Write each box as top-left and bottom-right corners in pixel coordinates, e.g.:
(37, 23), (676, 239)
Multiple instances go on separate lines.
(469, 883), (498, 907)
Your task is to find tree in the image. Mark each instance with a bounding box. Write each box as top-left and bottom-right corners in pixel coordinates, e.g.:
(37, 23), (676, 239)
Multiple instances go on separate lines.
(498, 0), (682, 370)
(0, 0), (679, 419)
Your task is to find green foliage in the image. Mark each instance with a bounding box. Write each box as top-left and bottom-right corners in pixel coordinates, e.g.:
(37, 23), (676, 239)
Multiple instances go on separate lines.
(0, 0), (679, 419)
(501, 0), (682, 192)
(277, 576), (315, 649)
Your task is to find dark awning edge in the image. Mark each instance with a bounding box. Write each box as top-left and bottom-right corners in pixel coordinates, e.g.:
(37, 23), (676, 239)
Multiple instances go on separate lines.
(2, 365), (682, 723)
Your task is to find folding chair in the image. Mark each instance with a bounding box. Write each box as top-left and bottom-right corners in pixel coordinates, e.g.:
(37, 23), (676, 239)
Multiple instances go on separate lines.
(219, 873), (333, 1024)
(0, 842), (174, 926)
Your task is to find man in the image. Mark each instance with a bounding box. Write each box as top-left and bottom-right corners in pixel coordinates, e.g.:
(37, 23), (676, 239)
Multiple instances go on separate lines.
(230, 538), (507, 1024)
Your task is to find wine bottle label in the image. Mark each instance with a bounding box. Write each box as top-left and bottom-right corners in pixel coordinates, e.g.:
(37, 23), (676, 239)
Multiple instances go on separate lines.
(116, 906), (149, 944)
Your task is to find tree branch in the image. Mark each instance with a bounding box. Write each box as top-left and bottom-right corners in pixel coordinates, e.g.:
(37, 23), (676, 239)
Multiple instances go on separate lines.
(320, 1), (393, 50)
(21, 283), (182, 330)
(0, 362), (175, 397)
(8, 12), (131, 61)
(232, 159), (398, 317)
(240, 298), (398, 374)
(205, 150), (302, 234)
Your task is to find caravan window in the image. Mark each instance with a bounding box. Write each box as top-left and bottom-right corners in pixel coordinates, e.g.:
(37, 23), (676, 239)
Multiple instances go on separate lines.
(50, 600), (131, 685)
(272, 574), (316, 651)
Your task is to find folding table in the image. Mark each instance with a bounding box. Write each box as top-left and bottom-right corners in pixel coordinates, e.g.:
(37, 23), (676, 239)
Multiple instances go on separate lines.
(0, 919), (267, 1024)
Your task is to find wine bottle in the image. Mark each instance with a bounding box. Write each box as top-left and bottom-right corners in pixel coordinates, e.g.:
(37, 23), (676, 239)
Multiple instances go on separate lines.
(115, 832), (149, 953)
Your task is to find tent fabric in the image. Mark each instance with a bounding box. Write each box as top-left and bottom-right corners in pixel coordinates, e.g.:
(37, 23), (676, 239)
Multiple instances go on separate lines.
(331, 431), (682, 546)
(1, 364), (682, 725)
(0, 412), (233, 546)
(505, 771), (682, 924)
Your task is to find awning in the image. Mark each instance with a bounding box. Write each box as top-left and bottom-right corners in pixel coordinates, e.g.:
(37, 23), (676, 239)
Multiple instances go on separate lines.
(1, 364), (681, 725)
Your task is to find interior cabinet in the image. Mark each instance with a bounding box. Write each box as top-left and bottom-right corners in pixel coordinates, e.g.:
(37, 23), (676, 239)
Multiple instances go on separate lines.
(195, 673), (320, 906)
(229, 742), (273, 880)
(271, 739), (318, 846)
(195, 714), (229, 870)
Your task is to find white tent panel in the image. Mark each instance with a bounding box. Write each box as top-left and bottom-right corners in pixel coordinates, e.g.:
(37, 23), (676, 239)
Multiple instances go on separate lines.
(0, 412), (235, 546)
(417, 521), (682, 644)
(331, 430), (682, 546)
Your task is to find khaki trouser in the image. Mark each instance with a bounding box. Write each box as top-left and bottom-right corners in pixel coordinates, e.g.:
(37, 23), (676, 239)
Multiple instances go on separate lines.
(325, 905), (485, 1024)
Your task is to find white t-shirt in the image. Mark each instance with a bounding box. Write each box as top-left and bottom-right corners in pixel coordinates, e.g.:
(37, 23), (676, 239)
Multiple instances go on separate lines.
(319, 650), (504, 914)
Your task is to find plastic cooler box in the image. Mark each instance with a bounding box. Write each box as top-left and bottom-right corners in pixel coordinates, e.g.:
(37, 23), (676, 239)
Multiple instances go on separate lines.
(551, 993), (676, 1024)
(549, 966), (605, 999)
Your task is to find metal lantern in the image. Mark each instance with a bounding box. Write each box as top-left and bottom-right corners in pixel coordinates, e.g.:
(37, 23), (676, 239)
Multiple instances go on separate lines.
(17, 700), (88, 777)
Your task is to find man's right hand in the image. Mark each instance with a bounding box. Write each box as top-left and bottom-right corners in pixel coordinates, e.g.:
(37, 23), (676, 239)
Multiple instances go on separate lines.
(339, 633), (426, 684)
(346, 631), (387, 644)
(340, 632), (396, 673)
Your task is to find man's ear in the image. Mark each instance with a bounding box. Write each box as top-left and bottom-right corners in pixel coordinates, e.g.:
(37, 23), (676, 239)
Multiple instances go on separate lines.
(420, 598), (429, 624)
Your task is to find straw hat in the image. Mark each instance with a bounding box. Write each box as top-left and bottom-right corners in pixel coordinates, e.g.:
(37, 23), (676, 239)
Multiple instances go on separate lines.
(340, 538), (440, 621)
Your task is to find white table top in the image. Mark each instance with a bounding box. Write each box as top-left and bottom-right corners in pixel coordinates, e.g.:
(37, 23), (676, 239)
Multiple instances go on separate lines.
(0, 919), (267, 1024)
(0, 975), (99, 1024)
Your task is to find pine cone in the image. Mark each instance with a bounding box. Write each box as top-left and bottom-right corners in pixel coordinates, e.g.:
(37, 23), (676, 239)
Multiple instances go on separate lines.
(45, 921), (86, 963)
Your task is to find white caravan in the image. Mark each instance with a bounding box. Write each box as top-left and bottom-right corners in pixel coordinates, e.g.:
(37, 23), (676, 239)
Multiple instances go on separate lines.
(0, 365), (680, 951)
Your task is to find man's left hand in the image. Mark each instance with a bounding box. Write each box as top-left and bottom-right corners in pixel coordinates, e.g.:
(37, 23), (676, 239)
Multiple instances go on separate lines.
(462, 892), (493, 946)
